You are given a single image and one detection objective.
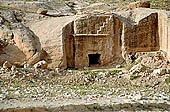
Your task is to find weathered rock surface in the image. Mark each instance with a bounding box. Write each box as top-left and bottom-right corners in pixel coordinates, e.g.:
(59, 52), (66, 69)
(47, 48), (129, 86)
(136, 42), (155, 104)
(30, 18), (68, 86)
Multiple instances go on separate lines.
(37, 8), (48, 15)
(13, 24), (45, 65)
(77, 2), (117, 14)
(128, 1), (150, 10)
(29, 16), (76, 69)
(0, 10), (45, 66)
(0, 1), (73, 15)
(29, 7), (170, 69)
(33, 60), (47, 69)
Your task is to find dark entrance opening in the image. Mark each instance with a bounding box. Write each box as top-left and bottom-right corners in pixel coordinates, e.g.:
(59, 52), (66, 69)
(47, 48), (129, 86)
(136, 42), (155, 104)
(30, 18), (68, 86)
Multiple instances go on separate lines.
(88, 53), (101, 66)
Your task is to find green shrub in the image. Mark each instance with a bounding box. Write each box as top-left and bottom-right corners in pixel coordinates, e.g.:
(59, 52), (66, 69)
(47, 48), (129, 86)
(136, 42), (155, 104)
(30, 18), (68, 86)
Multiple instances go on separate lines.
(108, 70), (122, 75)
(130, 74), (141, 80)
(165, 77), (170, 84)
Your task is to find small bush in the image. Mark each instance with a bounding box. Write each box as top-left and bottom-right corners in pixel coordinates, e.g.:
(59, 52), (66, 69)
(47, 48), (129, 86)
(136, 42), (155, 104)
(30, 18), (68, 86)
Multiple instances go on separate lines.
(130, 74), (141, 80)
(165, 77), (170, 84)
(108, 70), (121, 75)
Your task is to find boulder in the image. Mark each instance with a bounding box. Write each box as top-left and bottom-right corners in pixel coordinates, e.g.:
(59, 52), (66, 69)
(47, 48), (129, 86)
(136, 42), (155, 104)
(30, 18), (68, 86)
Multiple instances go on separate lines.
(0, 17), (4, 24)
(153, 68), (168, 75)
(37, 8), (48, 15)
(33, 60), (47, 69)
(29, 16), (76, 69)
(3, 61), (12, 68)
(13, 23), (46, 65)
(55, 67), (60, 73)
(129, 1), (150, 10)
(129, 63), (147, 74)
(11, 65), (16, 71)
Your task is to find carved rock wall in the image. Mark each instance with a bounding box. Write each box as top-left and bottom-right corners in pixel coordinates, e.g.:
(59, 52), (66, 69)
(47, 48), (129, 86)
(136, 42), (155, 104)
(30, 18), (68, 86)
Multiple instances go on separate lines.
(63, 21), (74, 68)
(123, 13), (159, 54)
(72, 15), (123, 68)
(29, 16), (75, 69)
(29, 8), (170, 69)
(158, 11), (170, 60)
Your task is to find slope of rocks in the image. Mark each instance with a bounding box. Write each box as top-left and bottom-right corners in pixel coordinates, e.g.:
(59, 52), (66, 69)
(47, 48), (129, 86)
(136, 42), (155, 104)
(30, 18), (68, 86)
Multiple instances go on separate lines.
(0, 51), (170, 111)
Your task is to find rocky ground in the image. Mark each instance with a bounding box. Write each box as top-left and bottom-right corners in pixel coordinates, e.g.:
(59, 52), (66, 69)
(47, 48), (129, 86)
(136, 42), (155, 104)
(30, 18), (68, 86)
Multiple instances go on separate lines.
(0, 0), (170, 111)
(0, 51), (170, 111)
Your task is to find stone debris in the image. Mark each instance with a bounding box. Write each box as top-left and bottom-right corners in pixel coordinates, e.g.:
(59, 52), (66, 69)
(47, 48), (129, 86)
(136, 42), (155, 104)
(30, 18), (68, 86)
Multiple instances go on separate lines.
(2, 61), (12, 68)
(24, 64), (30, 69)
(10, 65), (16, 72)
(37, 8), (48, 15)
(129, 63), (147, 75)
(55, 67), (60, 73)
(153, 68), (166, 76)
(0, 17), (4, 24)
(128, 1), (150, 10)
(116, 65), (121, 68)
(0, 61), (169, 111)
(33, 60), (47, 69)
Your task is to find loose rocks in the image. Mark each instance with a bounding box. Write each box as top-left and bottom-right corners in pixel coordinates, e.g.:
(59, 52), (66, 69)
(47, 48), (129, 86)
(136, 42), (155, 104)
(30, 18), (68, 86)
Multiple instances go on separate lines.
(33, 60), (47, 69)
(37, 8), (48, 15)
(129, 1), (150, 10)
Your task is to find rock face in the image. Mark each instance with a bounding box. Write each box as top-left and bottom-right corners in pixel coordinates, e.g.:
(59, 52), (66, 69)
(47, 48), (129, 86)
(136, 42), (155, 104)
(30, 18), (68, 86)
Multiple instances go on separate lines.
(118, 8), (160, 63)
(13, 24), (45, 65)
(29, 8), (170, 69)
(158, 11), (170, 60)
(0, 10), (45, 66)
(29, 16), (76, 69)
(72, 15), (123, 68)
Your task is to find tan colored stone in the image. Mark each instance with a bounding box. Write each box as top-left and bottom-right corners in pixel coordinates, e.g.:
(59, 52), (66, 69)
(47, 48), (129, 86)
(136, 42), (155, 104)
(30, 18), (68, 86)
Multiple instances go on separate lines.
(77, 2), (115, 14)
(37, 8), (48, 15)
(72, 15), (124, 68)
(158, 11), (170, 60)
(13, 24), (45, 65)
(129, 1), (150, 10)
(29, 16), (76, 69)
(3, 61), (12, 68)
(33, 60), (47, 69)
(28, 8), (170, 69)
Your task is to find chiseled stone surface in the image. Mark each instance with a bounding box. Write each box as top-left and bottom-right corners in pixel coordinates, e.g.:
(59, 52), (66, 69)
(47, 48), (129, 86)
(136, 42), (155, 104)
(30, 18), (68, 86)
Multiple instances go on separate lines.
(29, 8), (170, 69)
(1, 7), (166, 69)
(29, 16), (76, 69)
(73, 15), (123, 68)
(158, 11), (170, 60)
(122, 12), (159, 53)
